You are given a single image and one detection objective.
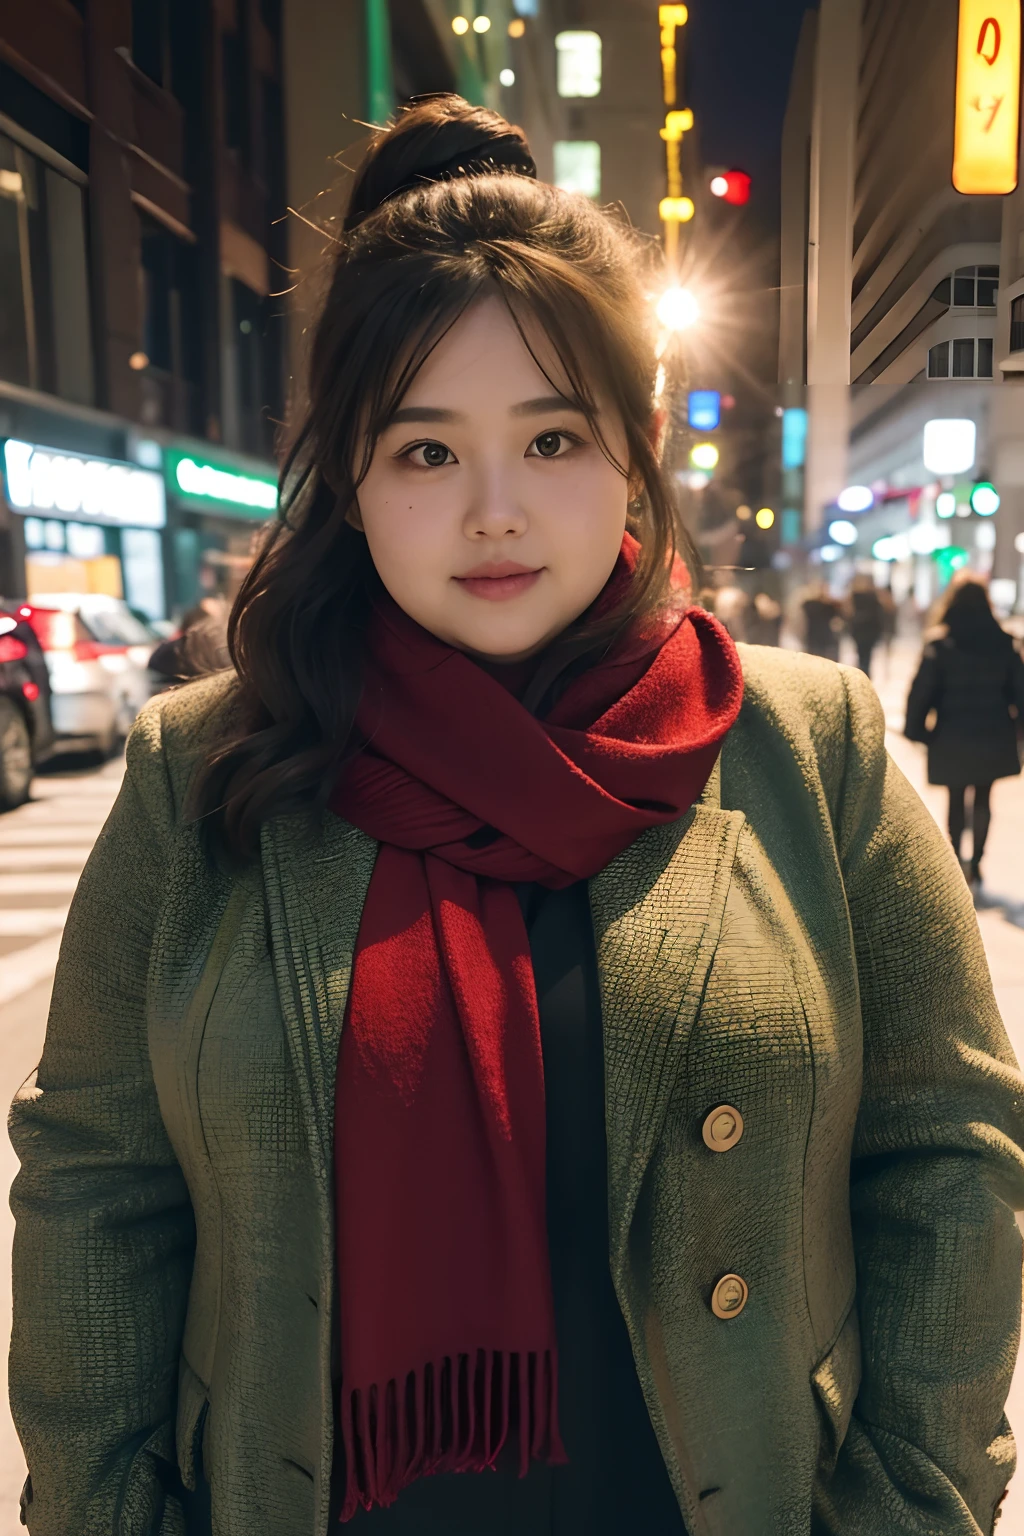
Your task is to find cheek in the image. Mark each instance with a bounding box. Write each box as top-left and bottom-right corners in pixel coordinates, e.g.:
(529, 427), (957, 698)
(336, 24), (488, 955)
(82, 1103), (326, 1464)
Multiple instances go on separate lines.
(358, 475), (451, 575)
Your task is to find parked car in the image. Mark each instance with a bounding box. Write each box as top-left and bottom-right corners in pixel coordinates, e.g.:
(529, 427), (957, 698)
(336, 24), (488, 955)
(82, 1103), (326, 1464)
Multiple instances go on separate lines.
(0, 602), (54, 809)
(18, 593), (155, 759)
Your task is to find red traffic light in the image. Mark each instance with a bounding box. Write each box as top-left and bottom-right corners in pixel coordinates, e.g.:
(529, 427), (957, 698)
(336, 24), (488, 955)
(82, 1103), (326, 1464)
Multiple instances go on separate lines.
(709, 169), (752, 206)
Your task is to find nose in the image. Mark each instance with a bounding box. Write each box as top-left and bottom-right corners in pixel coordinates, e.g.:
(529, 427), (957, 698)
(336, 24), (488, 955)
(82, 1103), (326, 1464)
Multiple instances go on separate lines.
(462, 463), (528, 541)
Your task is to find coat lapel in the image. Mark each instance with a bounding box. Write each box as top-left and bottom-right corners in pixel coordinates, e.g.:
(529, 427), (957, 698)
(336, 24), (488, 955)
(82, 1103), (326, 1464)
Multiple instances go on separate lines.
(590, 800), (744, 1278)
(262, 809), (377, 1174)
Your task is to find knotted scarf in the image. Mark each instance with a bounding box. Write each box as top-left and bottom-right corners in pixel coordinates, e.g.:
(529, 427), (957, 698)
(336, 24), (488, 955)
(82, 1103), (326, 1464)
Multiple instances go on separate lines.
(329, 538), (743, 1519)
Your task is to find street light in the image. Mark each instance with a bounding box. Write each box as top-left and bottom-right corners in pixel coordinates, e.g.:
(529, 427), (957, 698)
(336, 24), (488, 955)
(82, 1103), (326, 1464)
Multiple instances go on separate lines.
(828, 518), (858, 546)
(656, 285), (700, 331)
(451, 14), (470, 33)
(755, 507), (775, 530)
(836, 484), (873, 513)
(690, 442), (719, 470)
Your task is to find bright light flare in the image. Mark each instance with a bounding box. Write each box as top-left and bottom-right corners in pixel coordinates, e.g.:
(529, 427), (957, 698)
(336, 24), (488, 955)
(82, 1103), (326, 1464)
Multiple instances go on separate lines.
(755, 507), (775, 530)
(452, 14), (469, 33)
(499, 67), (515, 85)
(710, 176), (728, 198)
(656, 285), (700, 331)
(473, 14), (491, 31)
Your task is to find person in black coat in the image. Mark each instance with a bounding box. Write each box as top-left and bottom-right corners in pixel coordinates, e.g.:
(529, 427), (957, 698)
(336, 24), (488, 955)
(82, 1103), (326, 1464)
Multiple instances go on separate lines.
(846, 575), (885, 675)
(905, 577), (1024, 885)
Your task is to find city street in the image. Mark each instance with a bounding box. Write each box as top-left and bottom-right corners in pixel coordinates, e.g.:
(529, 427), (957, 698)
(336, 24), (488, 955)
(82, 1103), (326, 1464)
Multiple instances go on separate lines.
(0, 647), (1022, 1532)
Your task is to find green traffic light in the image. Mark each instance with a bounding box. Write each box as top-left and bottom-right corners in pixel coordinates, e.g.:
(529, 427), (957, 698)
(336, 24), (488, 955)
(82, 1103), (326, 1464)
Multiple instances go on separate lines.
(969, 482), (1000, 516)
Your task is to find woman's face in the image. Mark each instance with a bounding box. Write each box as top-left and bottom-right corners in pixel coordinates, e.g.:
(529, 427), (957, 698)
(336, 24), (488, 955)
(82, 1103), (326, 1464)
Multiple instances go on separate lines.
(355, 296), (632, 663)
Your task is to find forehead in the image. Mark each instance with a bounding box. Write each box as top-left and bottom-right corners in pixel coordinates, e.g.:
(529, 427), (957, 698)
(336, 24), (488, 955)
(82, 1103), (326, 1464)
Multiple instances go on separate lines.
(399, 294), (576, 407)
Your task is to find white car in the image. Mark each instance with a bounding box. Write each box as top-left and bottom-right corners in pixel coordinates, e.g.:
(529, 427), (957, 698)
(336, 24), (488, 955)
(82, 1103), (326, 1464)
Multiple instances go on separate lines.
(20, 593), (156, 757)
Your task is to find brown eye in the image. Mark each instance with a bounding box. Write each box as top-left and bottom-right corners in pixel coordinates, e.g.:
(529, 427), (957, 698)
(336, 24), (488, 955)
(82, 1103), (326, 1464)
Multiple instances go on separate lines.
(533, 432), (564, 458)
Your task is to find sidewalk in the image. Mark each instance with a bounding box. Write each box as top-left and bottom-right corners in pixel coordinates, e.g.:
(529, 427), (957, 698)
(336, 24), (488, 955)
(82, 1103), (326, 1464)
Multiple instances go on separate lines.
(865, 634), (1024, 1534)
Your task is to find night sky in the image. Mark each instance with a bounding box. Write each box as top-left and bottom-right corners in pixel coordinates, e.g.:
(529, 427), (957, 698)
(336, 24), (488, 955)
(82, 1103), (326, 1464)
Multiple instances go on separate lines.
(687, 0), (812, 226)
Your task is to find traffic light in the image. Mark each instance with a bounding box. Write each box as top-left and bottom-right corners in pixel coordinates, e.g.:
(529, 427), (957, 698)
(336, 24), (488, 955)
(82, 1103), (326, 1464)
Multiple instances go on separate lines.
(709, 169), (752, 206)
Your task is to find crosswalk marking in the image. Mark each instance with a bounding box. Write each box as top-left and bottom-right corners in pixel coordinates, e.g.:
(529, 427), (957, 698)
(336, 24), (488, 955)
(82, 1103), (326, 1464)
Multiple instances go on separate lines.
(0, 759), (123, 1007)
(0, 909), (69, 937)
(0, 848), (95, 871)
(0, 873), (87, 897)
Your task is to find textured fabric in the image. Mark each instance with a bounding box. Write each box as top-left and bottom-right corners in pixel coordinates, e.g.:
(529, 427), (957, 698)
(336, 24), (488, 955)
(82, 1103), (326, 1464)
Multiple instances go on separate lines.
(328, 572), (742, 1519)
(9, 646), (1024, 1536)
(905, 627), (1024, 785)
(337, 880), (686, 1534)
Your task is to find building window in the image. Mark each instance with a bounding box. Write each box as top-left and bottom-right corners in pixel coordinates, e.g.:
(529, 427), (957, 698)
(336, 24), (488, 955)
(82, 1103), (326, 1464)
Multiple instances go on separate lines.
(132, 0), (171, 87)
(555, 32), (602, 98)
(1011, 295), (1024, 354)
(934, 265), (999, 308)
(927, 337), (994, 379)
(0, 132), (93, 404)
(553, 141), (601, 199)
(138, 217), (202, 432)
(229, 278), (283, 458)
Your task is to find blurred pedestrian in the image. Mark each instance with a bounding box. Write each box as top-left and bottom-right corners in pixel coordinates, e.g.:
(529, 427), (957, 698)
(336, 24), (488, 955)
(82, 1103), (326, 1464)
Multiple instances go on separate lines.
(10, 95), (1024, 1536)
(709, 574), (749, 641)
(148, 596), (230, 689)
(746, 590), (782, 647)
(846, 574), (884, 675)
(801, 582), (843, 660)
(905, 578), (1024, 886)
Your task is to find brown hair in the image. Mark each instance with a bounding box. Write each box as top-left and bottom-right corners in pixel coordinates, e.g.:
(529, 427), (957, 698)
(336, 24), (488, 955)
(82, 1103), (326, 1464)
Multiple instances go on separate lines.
(191, 95), (699, 860)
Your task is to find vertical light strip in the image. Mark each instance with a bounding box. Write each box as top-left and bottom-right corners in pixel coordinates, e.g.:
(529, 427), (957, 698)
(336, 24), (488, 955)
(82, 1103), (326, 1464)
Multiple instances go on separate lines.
(366, 0), (395, 127)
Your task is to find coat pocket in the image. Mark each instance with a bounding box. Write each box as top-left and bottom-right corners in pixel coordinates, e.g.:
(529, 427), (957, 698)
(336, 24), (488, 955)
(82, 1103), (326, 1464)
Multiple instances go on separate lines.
(176, 1354), (211, 1494)
(811, 1299), (862, 1474)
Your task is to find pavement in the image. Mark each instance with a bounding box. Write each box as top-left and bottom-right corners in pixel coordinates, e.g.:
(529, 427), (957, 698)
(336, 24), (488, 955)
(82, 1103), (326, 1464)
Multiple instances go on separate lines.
(0, 647), (1021, 1532)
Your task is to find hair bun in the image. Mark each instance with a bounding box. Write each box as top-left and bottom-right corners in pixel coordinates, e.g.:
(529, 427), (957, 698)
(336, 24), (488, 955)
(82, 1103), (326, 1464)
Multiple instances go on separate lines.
(345, 95), (536, 230)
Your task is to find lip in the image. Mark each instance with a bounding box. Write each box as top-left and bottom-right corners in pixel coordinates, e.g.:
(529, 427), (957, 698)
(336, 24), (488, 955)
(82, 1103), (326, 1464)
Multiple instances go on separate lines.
(453, 561), (543, 603)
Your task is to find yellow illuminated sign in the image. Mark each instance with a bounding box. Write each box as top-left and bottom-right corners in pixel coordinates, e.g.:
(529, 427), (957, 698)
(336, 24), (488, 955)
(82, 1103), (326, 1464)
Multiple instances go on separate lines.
(953, 0), (1021, 194)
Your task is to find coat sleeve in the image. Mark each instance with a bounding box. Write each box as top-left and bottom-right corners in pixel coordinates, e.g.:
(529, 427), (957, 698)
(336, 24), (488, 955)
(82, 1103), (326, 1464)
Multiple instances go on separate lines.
(8, 702), (193, 1536)
(903, 646), (940, 742)
(814, 666), (1024, 1535)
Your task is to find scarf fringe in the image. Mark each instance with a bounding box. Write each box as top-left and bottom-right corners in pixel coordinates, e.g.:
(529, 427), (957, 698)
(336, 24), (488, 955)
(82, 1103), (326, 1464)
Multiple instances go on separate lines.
(338, 1348), (566, 1521)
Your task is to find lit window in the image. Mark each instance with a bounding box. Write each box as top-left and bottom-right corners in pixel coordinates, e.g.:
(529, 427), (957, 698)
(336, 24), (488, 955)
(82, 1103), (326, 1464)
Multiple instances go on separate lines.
(555, 31), (601, 97)
(554, 141), (601, 198)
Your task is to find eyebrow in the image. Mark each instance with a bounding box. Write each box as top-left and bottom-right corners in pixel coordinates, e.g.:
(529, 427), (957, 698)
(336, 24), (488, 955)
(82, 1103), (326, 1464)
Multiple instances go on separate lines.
(386, 394), (591, 427)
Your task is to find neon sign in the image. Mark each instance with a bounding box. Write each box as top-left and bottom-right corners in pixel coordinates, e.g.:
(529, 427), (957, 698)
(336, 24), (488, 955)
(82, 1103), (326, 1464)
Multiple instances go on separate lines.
(953, 0), (1021, 194)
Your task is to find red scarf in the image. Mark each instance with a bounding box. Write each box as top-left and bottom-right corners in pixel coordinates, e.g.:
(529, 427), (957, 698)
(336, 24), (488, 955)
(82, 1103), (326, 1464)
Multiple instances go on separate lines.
(329, 539), (743, 1520)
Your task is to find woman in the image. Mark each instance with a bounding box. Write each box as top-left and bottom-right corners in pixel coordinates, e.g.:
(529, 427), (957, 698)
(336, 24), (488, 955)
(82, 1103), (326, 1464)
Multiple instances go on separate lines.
(9, 98), (1024, 1536)
(906, 576), (1024, 885)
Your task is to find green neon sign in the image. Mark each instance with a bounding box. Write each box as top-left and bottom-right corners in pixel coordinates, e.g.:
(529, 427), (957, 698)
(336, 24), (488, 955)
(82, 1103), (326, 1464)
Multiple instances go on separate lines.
(166, 450), (278, 517)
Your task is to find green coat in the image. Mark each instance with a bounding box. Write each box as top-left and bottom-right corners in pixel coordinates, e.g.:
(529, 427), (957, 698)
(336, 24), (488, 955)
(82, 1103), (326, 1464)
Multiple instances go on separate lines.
(9, 647), (1024, 1536)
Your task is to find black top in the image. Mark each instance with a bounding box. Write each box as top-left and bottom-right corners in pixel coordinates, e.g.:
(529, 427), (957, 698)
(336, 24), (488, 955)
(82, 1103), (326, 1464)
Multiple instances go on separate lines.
(905, 626), (1024, 787)
(337, 881), (686, 1533)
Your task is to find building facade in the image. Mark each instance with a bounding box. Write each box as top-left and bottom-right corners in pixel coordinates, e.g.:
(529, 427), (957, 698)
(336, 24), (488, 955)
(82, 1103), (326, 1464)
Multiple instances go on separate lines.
(780, 0), (1024, 613)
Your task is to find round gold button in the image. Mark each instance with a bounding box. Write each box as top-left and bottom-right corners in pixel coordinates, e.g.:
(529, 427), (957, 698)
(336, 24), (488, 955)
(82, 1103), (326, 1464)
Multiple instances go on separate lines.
(702, 1104), (744, 1152)
(710, 1273), (749, 1319)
